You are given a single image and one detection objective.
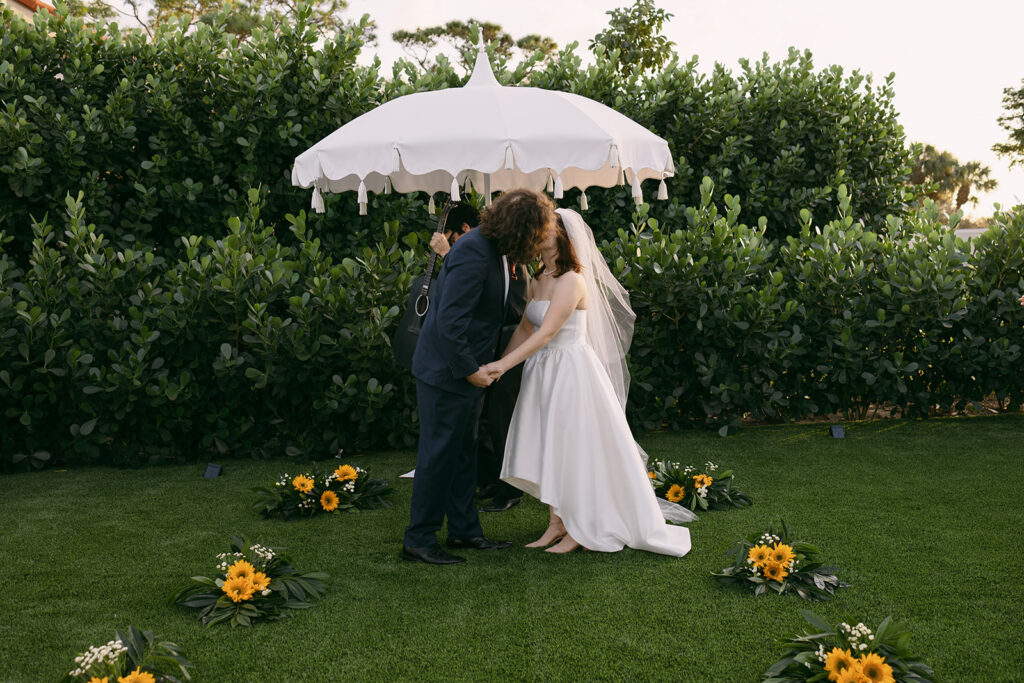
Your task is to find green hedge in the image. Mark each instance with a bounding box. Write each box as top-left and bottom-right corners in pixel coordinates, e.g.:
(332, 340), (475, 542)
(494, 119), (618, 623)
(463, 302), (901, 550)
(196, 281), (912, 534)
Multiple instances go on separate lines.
(0, 6), (398, 259)
(2, 7), (911, 261)
(2, 186), (1021, 470)
(0, 191), (419, 470)
(606, 181), (1023, 433)
(527, 46), (912, 242)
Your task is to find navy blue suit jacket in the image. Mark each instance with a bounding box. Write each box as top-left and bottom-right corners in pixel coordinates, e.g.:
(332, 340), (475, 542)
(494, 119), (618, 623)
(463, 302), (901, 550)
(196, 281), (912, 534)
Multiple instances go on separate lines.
(411, 227), (507, 396)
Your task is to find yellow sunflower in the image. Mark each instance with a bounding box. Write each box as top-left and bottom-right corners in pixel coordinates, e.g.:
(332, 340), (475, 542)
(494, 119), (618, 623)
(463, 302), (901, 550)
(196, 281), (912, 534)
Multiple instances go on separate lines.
(824, 647), (858, 682)
(251, 571), (271, 591)
(836, 666), (867, 683)
(747, 544), (771, 567)
(762, 560), (789, 582)
(770, 542), (796, 566)
(321, 490), (340, 512)
(292, 474), (315, 493)
(858, 653), (894, 683)
(226, 559), (256, 581)
(693, 474), (713, 488)
(665, 484), (686, 503)
(222, 576), (255, 602)
(117, 669), (156, 683)
(334, 464), (358, 482)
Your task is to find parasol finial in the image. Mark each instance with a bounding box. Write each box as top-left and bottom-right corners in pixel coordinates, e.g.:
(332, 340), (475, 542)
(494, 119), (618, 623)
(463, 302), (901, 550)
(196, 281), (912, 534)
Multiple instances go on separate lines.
(467, 27), (500, 88)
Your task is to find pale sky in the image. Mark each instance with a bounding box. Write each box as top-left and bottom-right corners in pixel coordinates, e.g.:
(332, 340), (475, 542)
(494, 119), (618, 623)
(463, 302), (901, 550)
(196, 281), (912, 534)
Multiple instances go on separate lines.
(349, 0), (1024, 216)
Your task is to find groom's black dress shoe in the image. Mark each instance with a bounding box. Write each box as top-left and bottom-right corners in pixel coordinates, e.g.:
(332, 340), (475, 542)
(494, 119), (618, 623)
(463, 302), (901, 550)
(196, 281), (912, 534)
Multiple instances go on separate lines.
(401, 544), (466, 565)
(475, 483), (498, 500)
(479, 497), (521, 513)
(446, 536), (513, 550)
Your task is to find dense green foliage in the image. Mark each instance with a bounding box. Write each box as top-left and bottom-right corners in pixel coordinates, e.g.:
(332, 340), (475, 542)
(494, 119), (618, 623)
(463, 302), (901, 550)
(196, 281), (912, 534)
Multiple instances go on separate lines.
(1, 186), (1021, 469)
(0, 5), (390, 259)
(1, 418), (1022, 680)
(2, 5), (912, 261)
(608, 182), (1023, 434)
(0, 191), (418, 469)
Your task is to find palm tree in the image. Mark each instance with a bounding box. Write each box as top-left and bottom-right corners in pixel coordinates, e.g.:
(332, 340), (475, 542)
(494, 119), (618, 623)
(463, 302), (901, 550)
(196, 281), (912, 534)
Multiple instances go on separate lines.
(909, 144), (998, 211)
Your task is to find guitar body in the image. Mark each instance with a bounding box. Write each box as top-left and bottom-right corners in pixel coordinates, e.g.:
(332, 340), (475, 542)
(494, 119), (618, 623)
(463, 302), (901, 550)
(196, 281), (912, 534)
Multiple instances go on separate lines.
(391, 201), (454, 370)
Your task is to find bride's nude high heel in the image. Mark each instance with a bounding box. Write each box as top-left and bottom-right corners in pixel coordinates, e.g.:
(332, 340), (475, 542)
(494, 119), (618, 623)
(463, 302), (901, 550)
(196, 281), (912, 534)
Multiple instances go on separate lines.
(524, 524), (566, 548)
(545, 534), (581, 554)
(525, 507), (566, 548)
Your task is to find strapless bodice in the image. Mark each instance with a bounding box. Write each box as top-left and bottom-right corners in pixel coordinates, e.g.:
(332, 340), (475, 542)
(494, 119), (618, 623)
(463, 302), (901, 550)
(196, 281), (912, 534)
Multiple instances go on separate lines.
(526, 300), (587, 348)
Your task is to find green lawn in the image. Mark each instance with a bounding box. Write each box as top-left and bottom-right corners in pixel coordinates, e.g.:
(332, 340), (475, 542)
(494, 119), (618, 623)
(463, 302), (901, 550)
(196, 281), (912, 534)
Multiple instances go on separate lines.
(2, 416), (1022, 682)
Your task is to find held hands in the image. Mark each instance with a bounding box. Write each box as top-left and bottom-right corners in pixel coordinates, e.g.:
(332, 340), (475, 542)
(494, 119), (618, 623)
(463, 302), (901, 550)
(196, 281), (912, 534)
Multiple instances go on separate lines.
(466, 366), (494, 388)
(466, 363), (506, 388)
(482, 362), (505, 382)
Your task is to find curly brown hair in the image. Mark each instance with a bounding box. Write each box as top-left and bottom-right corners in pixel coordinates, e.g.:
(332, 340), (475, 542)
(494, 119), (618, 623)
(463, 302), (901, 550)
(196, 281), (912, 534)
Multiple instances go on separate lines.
(479, 189), (555, 264)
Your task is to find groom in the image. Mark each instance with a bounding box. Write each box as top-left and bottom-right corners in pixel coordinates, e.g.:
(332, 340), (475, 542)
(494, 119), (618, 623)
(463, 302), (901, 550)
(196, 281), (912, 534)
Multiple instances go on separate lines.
(403, 189), (555, 565)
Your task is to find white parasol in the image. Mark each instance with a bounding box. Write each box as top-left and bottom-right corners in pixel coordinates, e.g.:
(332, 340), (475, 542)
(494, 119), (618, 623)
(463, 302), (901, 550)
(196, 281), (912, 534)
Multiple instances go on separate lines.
(292, 41), (674, 215)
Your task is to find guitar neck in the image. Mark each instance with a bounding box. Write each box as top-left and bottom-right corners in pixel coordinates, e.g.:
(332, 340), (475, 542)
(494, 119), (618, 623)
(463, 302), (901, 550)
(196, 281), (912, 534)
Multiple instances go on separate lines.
(420, 252), (439, 294)
(419, 199), (455, 294)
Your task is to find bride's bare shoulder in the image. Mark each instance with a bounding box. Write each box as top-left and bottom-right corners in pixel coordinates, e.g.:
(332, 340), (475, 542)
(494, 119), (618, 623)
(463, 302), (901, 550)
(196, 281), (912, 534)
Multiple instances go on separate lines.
(553, 270), (586, 299)
(556, 270), (585, 288)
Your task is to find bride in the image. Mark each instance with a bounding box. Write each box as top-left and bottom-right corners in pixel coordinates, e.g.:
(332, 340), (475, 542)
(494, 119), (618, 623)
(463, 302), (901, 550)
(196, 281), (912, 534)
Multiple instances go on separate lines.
(482, 208), (693, 556)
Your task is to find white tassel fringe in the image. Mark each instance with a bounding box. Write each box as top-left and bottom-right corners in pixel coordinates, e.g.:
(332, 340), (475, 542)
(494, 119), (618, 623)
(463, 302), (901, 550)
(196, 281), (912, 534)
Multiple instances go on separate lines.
(357, 180), (368, 216)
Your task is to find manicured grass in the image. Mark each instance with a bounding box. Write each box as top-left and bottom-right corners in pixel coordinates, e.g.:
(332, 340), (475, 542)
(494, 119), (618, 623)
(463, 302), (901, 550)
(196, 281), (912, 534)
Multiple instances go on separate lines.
(2, 415), (1022, 682)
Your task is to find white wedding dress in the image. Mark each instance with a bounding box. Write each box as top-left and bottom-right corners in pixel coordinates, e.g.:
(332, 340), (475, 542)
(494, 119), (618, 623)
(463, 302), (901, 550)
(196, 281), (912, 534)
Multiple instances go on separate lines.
(501, 300), (691, 557)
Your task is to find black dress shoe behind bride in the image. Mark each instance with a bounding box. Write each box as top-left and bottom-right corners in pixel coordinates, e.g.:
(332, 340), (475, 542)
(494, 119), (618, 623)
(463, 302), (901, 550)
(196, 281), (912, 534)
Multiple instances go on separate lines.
(401, 544), (466, 565)
(446, 536), (513, 550)
(479, 497), (521, 513)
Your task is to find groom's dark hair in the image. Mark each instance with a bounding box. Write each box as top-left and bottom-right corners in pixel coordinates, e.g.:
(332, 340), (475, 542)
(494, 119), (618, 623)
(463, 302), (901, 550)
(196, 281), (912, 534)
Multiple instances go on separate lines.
(445, 202), (480, 234)
(479, 189), (554, 264)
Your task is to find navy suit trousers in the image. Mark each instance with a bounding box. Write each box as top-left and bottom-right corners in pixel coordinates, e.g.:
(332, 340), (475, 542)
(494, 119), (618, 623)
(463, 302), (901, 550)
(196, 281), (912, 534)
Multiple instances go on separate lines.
(403, 380), (486, 547)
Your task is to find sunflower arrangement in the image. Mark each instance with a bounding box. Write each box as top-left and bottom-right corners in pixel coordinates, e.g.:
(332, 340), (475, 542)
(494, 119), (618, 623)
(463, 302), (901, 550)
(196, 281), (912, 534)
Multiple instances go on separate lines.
(170, 536), (327, 627)
(712, 521), (847, 601)
(61, 626), (192, 682)
(648, 460), (751, 511)
(761, 610), (934, 682)
(252, 460), (393, 520)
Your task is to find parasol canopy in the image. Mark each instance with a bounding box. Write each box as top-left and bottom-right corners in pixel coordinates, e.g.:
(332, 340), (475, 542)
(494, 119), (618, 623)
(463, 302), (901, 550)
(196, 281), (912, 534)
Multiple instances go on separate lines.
(292, 43), (675, 214)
